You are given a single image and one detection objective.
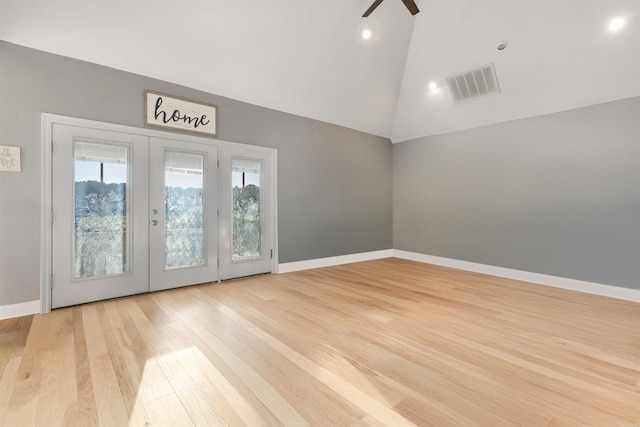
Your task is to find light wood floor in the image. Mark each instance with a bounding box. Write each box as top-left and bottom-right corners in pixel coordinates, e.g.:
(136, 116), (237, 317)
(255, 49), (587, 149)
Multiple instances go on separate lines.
(1, 258), (639, 426)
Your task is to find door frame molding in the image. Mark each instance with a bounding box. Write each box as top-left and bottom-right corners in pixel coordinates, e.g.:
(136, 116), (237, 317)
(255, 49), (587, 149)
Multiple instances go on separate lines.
(40, 113), (278, 314)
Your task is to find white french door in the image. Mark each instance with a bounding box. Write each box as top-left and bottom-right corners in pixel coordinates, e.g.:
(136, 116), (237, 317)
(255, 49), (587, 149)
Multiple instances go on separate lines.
(219, 147), (275, 280)
(48, 119), (276, 310)
(149, 137), (218, 291)
(51, 125), (218, 308)
(52, 125), (150, 308)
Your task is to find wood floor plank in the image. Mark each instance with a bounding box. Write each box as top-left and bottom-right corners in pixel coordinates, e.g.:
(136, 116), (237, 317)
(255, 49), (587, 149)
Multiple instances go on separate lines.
(0, 316), (32, 381)
(211, 301), (419, 426)
(156, 351), (227, 426)
(112, 299), (174, 405)
(179, 346), (263, 426)
(167, 288), (371, 425)
(164, 302), (309, 425)
(0, 258), (638, 426)
(2, 351), (40, 427)
(152, 289), (283, 426)
(69, 307), (98, 427)
(2, 312), (63, 426)
(143, 393), (194, 427)
(81, 305), (130, 426)
(99, 300), (153, 426)
(33, 345), (77, 426)
(0, 357), (21, 425)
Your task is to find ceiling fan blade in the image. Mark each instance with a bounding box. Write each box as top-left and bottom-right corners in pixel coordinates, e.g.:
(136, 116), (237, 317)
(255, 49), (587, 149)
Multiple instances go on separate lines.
(401, 0), (420, 15)
(362, 0), (384, 17)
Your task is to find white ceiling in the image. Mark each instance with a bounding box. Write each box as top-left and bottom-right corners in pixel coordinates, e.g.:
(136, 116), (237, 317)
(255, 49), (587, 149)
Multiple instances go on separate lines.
(1, 0), (638, 143)
(393, 0), (640, 142)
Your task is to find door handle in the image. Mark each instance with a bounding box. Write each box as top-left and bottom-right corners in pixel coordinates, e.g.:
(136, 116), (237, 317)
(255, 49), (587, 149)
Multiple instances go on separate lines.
(151, 220), (158, 226)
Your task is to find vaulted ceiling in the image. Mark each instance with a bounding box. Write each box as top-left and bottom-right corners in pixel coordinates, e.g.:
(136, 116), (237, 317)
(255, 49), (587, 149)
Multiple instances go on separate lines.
(1, 0), (638, 143)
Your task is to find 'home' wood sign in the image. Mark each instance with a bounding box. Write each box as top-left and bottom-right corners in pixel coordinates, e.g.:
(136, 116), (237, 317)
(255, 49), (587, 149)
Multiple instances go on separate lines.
(144, 90), (217, 137)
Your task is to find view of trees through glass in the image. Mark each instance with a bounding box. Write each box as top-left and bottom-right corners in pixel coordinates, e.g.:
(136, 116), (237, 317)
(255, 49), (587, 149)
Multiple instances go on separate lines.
(164, 151), (205, 269)
(232, 159), (261, 261)
(74, 159), (128, 279)
(164, 185), (204, 269)
(73, 149), (262, 276)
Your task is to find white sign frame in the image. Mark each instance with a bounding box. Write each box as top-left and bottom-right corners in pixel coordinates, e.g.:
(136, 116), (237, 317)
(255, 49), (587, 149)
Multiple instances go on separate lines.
(144, 90), (217, 137)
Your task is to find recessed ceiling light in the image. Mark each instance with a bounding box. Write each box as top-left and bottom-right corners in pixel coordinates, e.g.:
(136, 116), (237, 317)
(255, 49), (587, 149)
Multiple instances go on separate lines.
(609, 17), (625, 32)
(428, 82), (438, 90)
(362, 29), (372, 40)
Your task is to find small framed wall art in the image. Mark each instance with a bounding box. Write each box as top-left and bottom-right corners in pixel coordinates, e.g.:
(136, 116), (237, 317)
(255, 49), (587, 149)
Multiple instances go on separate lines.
(144, 90), (217, 137)
(0, 145), (21, 172)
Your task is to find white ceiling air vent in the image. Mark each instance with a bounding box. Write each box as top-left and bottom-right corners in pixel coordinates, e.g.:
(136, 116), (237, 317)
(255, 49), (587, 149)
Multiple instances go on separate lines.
(447, 63), (500, 104)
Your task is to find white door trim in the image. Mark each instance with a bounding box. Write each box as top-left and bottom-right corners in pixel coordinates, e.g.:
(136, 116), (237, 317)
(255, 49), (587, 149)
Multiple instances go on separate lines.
(40, 113), (278, 314)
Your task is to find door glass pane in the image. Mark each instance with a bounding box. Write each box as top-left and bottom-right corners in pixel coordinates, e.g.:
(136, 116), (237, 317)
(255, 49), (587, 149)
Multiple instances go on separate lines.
(165, 151), (205, 269)
(232, 158), (261, 261)
(74, 142), (128, 279)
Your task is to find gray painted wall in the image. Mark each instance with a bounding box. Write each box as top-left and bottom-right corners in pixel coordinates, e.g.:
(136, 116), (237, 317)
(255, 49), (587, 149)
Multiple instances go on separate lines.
(1, 40), (637, 307)
(0, 41), (393, 305)
(394, 97), (640, 289)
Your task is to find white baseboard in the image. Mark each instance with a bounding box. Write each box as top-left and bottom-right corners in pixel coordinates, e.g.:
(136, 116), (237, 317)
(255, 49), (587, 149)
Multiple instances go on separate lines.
(394, 250), (640, 303)
(0, 300), (40, 320)
(278, 249), (394, 273)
